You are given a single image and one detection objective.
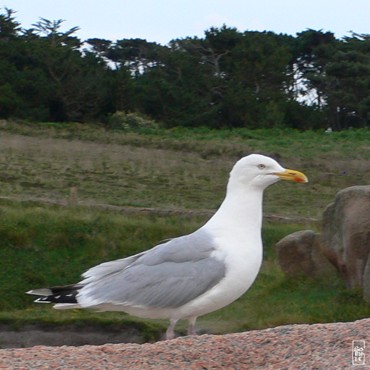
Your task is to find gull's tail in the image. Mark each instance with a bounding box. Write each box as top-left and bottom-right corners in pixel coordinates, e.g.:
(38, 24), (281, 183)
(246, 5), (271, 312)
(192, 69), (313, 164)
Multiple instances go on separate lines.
(26, 284), (82, 309)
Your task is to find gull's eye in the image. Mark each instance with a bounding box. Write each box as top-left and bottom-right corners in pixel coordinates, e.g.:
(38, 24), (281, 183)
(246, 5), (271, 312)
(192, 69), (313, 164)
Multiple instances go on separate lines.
(257, 164), (266, 170)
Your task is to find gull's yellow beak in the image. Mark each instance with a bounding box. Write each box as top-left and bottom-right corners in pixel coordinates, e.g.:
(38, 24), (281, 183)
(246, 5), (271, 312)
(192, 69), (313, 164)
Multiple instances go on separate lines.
(275, 169), (308, 183)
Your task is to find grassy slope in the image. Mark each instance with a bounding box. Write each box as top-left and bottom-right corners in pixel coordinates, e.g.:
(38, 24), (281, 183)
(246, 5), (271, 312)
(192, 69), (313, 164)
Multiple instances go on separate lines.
(1, 121), (370, 218)
(0, 121), (369, 337)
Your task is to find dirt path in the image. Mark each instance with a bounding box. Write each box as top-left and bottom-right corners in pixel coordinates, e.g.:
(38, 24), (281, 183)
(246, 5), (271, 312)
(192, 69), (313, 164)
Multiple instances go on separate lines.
(0, 324), (149, 349)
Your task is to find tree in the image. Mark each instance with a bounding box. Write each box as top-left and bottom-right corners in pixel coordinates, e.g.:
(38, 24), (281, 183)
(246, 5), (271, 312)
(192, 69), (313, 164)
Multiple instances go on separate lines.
(106, 38), (166, 74)
(324, 33), (370, 128)
(28, 18), (114, 121)
(295, 30), (337, 108)
(0, 7), (20, 39)
(295, 30), (370, 129)
(0, 8), (23, 117)
(3, 8), (370, 130)
(135, 26), (243, 128)
(220, 31), (297, 128)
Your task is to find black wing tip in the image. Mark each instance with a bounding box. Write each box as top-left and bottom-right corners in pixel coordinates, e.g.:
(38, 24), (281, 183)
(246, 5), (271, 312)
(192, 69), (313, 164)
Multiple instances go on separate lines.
(26, 286), (80, 304)
(34, 297), (53, 304)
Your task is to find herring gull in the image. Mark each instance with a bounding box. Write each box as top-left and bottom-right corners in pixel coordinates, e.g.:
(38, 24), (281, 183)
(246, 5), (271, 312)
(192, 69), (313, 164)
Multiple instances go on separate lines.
(27, 154), (308, 339)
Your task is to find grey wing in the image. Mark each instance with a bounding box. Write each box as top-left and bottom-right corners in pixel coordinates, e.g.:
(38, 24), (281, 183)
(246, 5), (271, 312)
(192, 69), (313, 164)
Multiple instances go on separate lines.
(78, 230), (226, 308)
(81, 238), (173, 284)
(81, 252), (146, 284)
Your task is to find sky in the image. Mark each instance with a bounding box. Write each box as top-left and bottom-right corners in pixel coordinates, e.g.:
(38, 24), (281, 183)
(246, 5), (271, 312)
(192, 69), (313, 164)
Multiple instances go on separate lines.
(2, 0), (370, 44)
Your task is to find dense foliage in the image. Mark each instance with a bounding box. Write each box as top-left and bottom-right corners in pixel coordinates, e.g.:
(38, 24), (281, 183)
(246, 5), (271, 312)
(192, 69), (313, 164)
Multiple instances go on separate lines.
(1, 8), (370, 130)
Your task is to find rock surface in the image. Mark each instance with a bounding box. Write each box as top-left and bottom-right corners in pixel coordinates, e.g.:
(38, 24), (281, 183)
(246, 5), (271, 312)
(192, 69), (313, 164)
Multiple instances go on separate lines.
(276, 230), (335, 277)
(277, 185), (370, 302)
(363, 255), (370, 304)
(320, 186), (370, 290)
(0, 319), (369, 369)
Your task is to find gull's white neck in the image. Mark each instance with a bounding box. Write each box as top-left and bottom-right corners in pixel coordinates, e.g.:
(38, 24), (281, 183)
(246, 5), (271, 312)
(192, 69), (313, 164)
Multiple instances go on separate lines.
(203, 180), (265, 236)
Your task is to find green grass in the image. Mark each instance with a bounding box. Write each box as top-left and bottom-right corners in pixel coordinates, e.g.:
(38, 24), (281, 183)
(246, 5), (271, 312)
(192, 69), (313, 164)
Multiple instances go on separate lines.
(0, 200), (368, 338)
(1, 121), (370, 220)
(0, 121), (369, 339)
(0, 199), (205, 310)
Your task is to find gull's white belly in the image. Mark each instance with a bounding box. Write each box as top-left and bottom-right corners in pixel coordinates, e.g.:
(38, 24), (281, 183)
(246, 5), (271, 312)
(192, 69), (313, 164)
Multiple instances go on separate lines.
(173, 240), (263, 319)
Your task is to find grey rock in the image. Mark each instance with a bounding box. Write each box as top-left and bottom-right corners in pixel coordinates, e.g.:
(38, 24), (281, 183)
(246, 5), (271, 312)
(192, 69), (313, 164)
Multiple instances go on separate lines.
(319, 185), (370, 289)
(276, 230), (336, 278)
(362, 254), (370, 303)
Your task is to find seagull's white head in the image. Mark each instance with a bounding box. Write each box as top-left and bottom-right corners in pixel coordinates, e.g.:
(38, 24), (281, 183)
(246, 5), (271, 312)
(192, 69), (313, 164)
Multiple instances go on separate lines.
(229, 154), (308, 191)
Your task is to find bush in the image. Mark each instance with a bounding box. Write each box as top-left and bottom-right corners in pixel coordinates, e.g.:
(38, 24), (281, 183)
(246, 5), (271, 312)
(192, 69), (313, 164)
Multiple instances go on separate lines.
(107, 111), (159, 131)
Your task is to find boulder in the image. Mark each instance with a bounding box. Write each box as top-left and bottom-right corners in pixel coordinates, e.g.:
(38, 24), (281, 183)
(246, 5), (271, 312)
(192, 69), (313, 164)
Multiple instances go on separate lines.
(364, 255), (370, 303)
(319, 185), (370, 289)
(276, 230), (336, 278)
